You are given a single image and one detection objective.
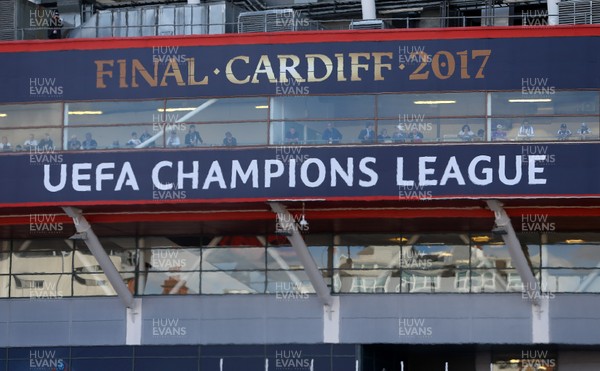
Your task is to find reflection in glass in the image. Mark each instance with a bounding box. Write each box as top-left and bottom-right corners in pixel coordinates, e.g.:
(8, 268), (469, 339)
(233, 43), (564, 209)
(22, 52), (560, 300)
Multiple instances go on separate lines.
(378, 92), (486, 118)
(0, 103), (63, 127)
(144, 272), (199, 295)
(66, 100), (165, 125)
(11, 273), (72, 298)
(491, 91), (599, 116)
(271, 95), (375, 120)
(202, 271), (265, 294)
(165, 97), (269, 122)
(336, 269), (395, 293)
(65, 125), (160, 150)
(202, 247), (265, 271)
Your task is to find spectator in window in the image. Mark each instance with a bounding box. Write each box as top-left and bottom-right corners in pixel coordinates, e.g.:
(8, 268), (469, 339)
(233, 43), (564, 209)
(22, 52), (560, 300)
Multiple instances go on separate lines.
(82, 132), (98, 150)
(139, 128), (155, 147)
(23, 133), (38, 150)
(322, 122), (342, 144)
(167, 130), (181, 148)
(358, 123), (375, 144)
(126, 132), (141, 147)
(285, 127), (300, 144)
(457, 124), (475, 141)
(47, 10), (63, 40)
(378, 128), (392, 143)
(556, 124), (572, 141)
(38, 133), (54, 150)
(222, 131), (237, 147)
(0, 136), (12, 152)
(409, 128), (424, 143)
(393, 125), (408, 143)
(68, 135), (81, 150)
(517, 120), (535, 139)
(577, 123), (592, 139)
(184, 125), (203, 147)
(492, 124), (507, 141)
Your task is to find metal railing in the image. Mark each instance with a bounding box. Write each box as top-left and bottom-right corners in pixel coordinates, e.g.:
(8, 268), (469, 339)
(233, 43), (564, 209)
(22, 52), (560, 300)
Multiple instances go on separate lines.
(9, 12), (594, 41)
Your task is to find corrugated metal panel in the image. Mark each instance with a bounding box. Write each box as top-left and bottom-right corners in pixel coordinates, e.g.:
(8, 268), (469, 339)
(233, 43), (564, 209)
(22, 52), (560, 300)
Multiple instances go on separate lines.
(559, 1), (600, 24)
(0, 0), (16, 40)
(238, 9), (315, 33)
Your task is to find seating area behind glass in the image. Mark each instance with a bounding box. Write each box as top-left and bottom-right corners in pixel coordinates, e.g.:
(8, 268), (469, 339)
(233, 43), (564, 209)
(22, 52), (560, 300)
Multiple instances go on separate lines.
(0, 91), (598, 152)
(1, 232), (599, 298)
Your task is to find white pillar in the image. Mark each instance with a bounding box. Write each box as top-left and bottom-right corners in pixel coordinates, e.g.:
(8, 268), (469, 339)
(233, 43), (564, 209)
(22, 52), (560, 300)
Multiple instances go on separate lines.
(547, 0), (559, 25)
(360, 0), (376, 20)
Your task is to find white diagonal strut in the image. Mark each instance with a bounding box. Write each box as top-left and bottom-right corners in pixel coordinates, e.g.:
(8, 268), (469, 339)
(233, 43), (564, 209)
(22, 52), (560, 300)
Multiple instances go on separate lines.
(269, 202), (333, 307)
(62, 207), (135, 308)
(486, 200), (540, 306)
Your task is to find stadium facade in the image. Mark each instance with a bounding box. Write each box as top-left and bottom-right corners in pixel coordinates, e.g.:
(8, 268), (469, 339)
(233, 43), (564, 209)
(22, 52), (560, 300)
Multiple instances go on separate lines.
(0, 2), (599, 370)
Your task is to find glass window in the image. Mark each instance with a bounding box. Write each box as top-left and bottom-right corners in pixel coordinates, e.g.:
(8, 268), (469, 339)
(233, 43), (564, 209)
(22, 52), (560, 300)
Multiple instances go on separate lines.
(270, 120), (374, 145)
(378, 118), (486, 143)
(64, 125), (159, 150)
(184, 122), (267, 147)
(492, 349), (557, 371)
(165, 97), (269, 122)
(202, 270), (265, 294)
(0, 240), (9, 274)
(0, 103), (63, 128)
(492, 117), (599, 141)
(0, 128), (62, 153)
(65, 100), (165, 126)
(202, 247), (265, 271)
(377, 92), (486, 118)
(143, 271), (199, 295)
(271, 95), (375, 120)
(491, 90), (599, 116)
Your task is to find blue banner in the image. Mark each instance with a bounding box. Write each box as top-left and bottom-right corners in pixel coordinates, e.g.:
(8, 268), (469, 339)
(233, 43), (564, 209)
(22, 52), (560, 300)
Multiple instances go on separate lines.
(0, 33), (599, 103)
(2, 142), (598, 206)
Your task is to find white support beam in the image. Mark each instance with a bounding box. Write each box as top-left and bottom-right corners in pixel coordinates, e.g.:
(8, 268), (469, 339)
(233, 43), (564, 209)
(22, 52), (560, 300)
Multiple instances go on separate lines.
(486, 200), (540, 306)
(269, 202), (333, 307)
(62, 207), (135, 308)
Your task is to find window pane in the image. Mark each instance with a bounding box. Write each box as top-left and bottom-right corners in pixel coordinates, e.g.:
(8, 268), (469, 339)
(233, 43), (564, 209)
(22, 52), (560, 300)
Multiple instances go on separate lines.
(0, 275), (8, 297)
(201, 271), (264, 294)
(11, 239), (73, 274)
(542, 268), (593, 292)
(335, 269), (395, 293)
(378, 118), (486, 143)
(492, 117), (599, 141)
(142, 272), (199, 295)
(66, 100), (166, 125)
(377, 92), (486, 118)
(202, 247), (265, 271)
(0, 128), (62, 153)
(271, 95), (375, 120)
(185, 122), (267, 147)
(270, 120), (374, 145)
(165, 97), (269, 122)
(65, 125), (160, 150)
(0, 240), (9, 274)
(0, 103), (63, 127)
(491, 91), (599, 116)
(12, 273), (72, 298)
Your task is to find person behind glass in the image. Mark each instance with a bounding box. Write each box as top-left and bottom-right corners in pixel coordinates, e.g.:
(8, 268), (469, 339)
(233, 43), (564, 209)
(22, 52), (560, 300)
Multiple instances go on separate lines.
(577, 123), (592, 139)
(492, 124), (507, 141)
(322, 122), (342, 144)
(38, 133), (53, 150)
(556, 123), (572, 141)
(358, 123), (375, 144)
(139, 128), (155, 147)
(67, 135), (81, 150)
(23, 133), (38, 151)
(517, 120), (535, 139)
(47, 10), (63, 40)
(378, 128), (392, 143)
(185, 125), (203, 147)
(476, 129), (485, 141)
(393, 125), (408, 143)
(285, 127), (300, 144)
(457, 124), (474, 141)
(409, 127), (424, 143)
(82, 132), (98, 150)
(167, 130), (181, 148)
(222, 131), (237, 147)
(126, 131), (141, 147)
(0, 136), (11, 152)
